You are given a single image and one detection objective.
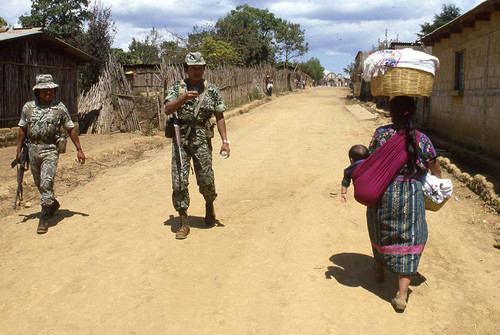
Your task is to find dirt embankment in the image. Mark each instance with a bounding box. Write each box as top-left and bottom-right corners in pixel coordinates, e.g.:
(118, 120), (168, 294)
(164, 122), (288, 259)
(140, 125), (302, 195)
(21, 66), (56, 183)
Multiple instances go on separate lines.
(0, 133), (166, 217)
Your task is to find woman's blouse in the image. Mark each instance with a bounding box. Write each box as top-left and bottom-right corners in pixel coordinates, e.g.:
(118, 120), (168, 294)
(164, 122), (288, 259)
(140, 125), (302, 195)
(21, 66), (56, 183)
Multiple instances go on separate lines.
(368, 124), (437, 174)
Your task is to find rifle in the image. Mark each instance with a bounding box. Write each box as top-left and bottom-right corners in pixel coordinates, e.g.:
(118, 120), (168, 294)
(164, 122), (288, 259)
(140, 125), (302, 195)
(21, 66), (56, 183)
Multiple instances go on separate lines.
(173, 112), (184, 172)
(11, 140), (29, 210)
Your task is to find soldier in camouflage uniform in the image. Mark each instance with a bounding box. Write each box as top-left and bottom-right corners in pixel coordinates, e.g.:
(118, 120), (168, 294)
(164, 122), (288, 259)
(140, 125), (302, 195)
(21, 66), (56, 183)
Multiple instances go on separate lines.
(164, 52), (230, 239)
(16, 74), (85, 234)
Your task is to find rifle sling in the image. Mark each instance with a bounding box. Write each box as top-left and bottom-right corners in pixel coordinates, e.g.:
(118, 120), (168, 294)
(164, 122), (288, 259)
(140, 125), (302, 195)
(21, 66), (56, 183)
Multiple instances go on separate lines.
(184, 83), (208, 139)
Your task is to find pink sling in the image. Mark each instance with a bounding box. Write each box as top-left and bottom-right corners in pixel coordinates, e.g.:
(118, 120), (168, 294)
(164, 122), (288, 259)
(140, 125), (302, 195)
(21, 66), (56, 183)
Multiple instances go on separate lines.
(351, 130), (421, 207)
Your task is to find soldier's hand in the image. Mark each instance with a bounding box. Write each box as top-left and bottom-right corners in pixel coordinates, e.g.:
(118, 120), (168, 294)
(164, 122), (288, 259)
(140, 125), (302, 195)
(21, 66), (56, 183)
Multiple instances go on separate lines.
(340, 194), (347, 203)
(220, 143), (230, 158)
(184, 91), (199, 101)
(77, 150), (85, 165)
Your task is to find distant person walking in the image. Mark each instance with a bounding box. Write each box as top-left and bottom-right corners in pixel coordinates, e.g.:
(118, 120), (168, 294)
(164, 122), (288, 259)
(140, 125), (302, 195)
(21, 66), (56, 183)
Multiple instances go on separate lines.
(265, 75), (273, 96)
(16, 74), (85, 234)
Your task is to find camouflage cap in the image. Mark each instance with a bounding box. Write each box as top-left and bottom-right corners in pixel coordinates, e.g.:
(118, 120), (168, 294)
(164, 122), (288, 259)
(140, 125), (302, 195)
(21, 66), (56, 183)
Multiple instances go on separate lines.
(33, 74), (59, 90)
(185, 52), (206, 66)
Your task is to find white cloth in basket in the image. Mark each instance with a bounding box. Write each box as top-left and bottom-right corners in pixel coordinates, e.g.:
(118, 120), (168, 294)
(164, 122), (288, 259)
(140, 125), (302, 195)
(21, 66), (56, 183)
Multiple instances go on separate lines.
(363, 48), (440, 82)
(422, 173), (453, 204)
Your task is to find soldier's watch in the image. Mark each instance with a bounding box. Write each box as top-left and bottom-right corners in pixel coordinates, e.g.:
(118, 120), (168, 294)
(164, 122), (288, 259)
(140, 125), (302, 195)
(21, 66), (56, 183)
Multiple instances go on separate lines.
(223, 140), (230, 144)
(76, 147), (82, 151)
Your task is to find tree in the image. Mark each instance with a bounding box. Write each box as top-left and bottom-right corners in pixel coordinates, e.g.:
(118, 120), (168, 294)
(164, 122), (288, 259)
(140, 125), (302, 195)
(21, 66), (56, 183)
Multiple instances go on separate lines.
(111, 48), (134, 65)
(300, 58), (324, 81)
(419, 4), (461, 37)
(77, 1), (116, 92)
(0, 16), (7, 27)
(215, 5), (282, 66)
(343, 62), (356, 80)
(199, 37), (238, 66)
(188, 24), (216, 51)
(128, 27), (162, 64)
(275, 21), (308, 66)
(160, 41), (186, 65)
(18, 0), (90, 44)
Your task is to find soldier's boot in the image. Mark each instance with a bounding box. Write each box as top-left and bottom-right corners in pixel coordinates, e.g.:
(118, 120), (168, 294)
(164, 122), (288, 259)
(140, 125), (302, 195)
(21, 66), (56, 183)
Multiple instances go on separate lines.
(48, 199), (60, 218)
(175, 211), (190, 239)
(205, 201), (217, 226)
(37, 206), (50, 234)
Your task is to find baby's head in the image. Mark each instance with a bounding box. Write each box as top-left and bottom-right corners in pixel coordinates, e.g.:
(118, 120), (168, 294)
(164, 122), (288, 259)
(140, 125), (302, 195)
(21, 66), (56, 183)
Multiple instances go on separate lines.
(348, 145), (369, 163)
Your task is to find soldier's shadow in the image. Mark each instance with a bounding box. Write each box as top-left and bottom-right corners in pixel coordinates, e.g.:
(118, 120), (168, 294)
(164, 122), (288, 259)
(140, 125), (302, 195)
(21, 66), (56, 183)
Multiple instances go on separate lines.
(18, 208), (89, 228)
(163, 214), (224, 233)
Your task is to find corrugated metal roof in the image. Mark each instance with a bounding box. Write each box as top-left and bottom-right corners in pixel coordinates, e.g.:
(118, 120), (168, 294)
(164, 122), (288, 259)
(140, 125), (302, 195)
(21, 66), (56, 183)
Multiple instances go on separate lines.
(0, 27), (95, 63)
(0, 27), (44, 41)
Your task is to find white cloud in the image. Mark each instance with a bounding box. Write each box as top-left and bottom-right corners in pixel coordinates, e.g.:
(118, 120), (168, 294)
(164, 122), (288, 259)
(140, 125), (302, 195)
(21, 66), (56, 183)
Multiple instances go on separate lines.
(2, 0), (486, 73)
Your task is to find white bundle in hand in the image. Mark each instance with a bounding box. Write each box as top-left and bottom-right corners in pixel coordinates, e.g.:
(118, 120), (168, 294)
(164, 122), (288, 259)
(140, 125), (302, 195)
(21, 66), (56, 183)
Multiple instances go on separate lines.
(422, 173), (453, 204)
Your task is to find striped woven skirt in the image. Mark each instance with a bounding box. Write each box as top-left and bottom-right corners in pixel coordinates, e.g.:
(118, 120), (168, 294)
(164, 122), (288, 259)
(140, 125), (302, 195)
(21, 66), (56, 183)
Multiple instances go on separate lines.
(366, 177), (427, 275)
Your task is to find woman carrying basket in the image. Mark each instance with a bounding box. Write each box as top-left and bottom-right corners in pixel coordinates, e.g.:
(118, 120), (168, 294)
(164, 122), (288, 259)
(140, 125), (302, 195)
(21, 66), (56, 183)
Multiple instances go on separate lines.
(366, 96), (441, 312)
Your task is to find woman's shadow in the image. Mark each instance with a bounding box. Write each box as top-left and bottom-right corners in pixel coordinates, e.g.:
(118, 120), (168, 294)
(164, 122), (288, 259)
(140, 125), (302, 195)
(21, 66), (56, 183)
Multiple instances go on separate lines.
(325, 252), (426, 303)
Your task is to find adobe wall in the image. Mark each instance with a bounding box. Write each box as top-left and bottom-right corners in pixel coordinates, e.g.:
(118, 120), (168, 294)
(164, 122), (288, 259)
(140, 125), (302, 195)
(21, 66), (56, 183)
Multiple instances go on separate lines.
(430, 11), (500, 157)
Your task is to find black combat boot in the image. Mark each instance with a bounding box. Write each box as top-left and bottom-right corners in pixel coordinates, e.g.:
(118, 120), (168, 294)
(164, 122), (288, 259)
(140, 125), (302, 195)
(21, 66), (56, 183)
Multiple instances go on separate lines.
(175, 210), (190, 239)
(37, 206), (50, 234)
(205, 202), (217, 226)
(48, 199), (60, 217)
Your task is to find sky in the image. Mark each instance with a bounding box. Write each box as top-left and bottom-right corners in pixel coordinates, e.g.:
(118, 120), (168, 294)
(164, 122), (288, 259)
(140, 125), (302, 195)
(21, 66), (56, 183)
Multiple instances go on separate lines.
(1, 0), (485, 75)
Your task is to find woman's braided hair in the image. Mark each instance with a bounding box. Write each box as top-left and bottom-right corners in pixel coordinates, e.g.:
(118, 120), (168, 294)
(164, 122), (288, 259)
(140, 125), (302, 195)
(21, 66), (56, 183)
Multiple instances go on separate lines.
(390, 96), (418, 174)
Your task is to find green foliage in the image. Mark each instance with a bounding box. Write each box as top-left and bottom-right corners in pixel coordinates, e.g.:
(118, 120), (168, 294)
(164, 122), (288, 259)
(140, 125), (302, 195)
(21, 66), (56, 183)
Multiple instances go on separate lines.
(128, 27), (162, 64)
(249, 87), (262, 101)
(78, 1), (116, 92)
(275, 21), (308, 64)
(18, 0), (90, 43)
(111, 48), (134, 65)
(419, 4), (461, 37)
(160, 41), (186, 65)
(188, 24), (216, 51)
(343, 61), (356, 79)
(215, 4), (282, 66)
(199, 37), (238, 66)
(300, 58), (324, 81)
(0, 16), (7, 27)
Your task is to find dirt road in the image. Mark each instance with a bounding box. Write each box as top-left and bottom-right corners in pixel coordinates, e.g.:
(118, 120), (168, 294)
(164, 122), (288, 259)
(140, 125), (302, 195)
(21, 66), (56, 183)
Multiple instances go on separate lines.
(0, 87), (498, 334)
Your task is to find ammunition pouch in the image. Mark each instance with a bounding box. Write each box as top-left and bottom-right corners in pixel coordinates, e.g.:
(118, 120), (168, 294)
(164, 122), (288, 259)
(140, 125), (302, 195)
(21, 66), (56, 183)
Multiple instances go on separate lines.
(56, 135), (67, 154)
(205, 119), (216, 139)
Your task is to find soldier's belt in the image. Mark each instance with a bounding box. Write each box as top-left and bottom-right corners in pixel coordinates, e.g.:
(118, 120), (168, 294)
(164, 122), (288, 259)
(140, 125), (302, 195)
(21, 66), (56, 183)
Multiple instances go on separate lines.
(178, 119), (206, 128)
(30, 139), (57, 145)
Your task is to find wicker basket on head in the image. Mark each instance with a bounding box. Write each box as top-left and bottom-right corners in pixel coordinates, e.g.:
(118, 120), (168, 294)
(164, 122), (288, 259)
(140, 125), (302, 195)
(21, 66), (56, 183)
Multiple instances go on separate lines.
(370, 67), (434, 98)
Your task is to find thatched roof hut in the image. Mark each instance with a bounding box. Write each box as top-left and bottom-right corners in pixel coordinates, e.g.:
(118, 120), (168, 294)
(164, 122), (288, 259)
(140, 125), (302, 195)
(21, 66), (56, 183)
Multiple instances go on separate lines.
(0, 27), (94, 128)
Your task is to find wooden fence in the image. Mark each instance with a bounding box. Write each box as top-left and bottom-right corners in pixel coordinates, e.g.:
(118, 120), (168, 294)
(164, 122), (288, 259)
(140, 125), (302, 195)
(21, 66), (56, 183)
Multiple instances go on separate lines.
(78, 58), (295, 134)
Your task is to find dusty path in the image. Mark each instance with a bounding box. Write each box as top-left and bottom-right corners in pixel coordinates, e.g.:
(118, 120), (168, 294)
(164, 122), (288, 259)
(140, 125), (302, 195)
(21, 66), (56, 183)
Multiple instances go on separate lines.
(0, 87), (498, 334)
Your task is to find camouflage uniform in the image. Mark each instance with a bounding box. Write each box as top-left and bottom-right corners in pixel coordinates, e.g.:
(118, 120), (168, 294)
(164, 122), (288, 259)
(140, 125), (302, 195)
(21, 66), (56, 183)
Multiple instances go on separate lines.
(165, 80), (226, 212)
(18, 75), (75, 207)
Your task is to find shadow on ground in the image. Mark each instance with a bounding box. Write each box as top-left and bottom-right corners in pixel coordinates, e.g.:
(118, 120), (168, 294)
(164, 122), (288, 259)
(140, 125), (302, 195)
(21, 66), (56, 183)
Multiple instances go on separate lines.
(325, 252), (426, 303)
(163, 214), (224, 233)
(16, 208), (89, 228)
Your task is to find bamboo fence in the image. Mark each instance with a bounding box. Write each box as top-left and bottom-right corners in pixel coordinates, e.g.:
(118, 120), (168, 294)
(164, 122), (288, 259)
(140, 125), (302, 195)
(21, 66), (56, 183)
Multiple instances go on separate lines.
(79, 57), (294, 134)
(78, 57), (140, 134)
